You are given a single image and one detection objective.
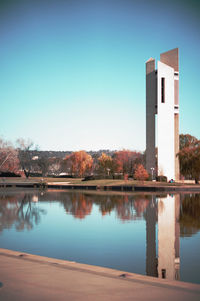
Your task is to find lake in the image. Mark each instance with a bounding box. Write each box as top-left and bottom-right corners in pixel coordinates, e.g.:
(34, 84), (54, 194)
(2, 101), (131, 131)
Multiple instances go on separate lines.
(0, 189), (200, 284)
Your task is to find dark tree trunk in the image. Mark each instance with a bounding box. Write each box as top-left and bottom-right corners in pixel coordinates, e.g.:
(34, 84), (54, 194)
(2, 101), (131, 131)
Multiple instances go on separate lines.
(24, 169), (29, 178)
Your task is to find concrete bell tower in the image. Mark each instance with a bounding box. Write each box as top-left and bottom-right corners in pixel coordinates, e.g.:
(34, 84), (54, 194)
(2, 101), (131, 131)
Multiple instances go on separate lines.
(146, 48), (180, 181)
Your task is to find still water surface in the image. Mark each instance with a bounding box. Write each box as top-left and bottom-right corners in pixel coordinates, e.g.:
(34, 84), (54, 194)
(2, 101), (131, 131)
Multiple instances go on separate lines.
(0, 189), (200, 284)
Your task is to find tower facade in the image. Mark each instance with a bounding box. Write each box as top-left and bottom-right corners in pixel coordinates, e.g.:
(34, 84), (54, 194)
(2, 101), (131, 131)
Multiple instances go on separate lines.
(146, 48), (179, 181)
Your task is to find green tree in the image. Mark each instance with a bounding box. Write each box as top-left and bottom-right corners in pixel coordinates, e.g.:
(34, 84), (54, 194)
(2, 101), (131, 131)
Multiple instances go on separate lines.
(179, 134), (199, 150)
(178, 134), (200, 184)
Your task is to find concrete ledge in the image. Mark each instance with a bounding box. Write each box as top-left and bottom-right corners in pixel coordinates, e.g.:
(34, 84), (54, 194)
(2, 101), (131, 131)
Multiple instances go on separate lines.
(1, 248), (200, 301)
(1, 181), (200, 192)
(134, 185), (200, 192)
(0, 248), (200, 293)
(0, 182), (41, 189)
(47, 184), (200, 192)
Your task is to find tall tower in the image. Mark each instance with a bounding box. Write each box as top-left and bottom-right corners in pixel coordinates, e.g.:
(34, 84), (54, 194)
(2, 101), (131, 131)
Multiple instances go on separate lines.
(146, 48), (179, 181)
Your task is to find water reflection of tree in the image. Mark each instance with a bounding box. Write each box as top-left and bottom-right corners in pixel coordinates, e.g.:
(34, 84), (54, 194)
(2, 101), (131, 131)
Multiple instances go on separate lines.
(62, 192), (93, 219)
(98, 194), (152, 221)
(39, 191), (200, 236)
(180, 194), (200, 237)
(0, 193), (46, 232)
(116, 195), (150, 221)
(16, 194), (46, 230)
(61, 192), (152, 221)
(95, 195), (131, 219)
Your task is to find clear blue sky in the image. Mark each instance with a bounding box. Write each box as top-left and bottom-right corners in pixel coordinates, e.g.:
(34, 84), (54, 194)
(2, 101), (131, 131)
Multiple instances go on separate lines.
(0, 0), (200, 151)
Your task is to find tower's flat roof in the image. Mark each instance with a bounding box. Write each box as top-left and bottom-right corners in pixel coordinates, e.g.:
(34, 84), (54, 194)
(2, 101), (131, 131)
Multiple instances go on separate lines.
(146, 57), (155, 63)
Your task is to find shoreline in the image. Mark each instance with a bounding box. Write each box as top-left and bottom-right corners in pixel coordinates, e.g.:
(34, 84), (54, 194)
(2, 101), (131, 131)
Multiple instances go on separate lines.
(1, 180), (200, 192)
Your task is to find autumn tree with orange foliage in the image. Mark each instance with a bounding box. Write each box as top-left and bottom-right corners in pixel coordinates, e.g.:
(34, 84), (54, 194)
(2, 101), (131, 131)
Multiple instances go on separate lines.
(114, 150), (142, 175)
(134, 164), (149, 181)
(97, 152), (115, 176)
(64, 151), (93, 177)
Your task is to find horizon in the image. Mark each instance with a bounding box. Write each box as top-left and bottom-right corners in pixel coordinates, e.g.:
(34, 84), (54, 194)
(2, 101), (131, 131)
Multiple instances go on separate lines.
(1, 0), (200, 151)
(14, 147), (144, 153)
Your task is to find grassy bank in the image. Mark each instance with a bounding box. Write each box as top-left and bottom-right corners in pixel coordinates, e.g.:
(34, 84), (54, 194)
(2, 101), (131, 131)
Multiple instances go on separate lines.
(0, 176), (188, 186)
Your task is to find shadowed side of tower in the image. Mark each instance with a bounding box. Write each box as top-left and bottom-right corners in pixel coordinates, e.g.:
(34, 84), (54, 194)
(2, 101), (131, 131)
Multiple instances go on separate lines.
(146, 58), (157, 175)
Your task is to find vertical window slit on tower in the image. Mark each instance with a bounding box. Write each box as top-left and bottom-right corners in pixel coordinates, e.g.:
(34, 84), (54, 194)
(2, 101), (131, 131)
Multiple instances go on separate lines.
(161, 269), (166, 279)
(161, 77), (165, 103)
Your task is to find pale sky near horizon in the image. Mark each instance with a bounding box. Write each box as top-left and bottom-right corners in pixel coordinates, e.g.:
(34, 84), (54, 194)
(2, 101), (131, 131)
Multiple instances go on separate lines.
(1, 0), (200, 151)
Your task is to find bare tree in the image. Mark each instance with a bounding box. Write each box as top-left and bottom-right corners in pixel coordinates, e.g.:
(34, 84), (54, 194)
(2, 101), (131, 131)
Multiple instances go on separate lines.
(0, 138), (19, 173)
(16, 138), (36, 178)
(48, 157), (63, 176)
(37, 155), (50, 177)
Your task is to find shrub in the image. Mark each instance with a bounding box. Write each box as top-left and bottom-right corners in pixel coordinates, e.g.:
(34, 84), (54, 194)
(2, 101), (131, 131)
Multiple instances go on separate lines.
(0, 172), (21, 177)
(156, 175), (167, 182)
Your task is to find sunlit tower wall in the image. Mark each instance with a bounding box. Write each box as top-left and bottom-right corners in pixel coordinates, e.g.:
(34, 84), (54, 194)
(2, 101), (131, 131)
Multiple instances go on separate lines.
(146, 48), (179, 181)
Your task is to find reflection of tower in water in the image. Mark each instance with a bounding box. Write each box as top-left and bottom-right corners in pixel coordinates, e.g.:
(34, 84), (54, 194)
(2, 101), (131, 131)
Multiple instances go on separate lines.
(157, 194), (180, 280)
(146, 195), (158, 277)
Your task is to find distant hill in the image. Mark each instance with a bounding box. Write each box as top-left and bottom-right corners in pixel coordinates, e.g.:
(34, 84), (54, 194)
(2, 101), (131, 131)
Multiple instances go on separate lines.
(29, 150), (117, 159)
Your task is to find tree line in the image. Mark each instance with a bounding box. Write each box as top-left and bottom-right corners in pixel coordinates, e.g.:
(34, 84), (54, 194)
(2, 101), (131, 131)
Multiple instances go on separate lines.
(0, 134), (200, 182)
(0, 138), (147, 180)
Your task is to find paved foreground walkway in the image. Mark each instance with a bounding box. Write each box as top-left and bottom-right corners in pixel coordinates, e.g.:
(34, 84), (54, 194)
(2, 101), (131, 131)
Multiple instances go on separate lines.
(0, 249), (200, 301)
